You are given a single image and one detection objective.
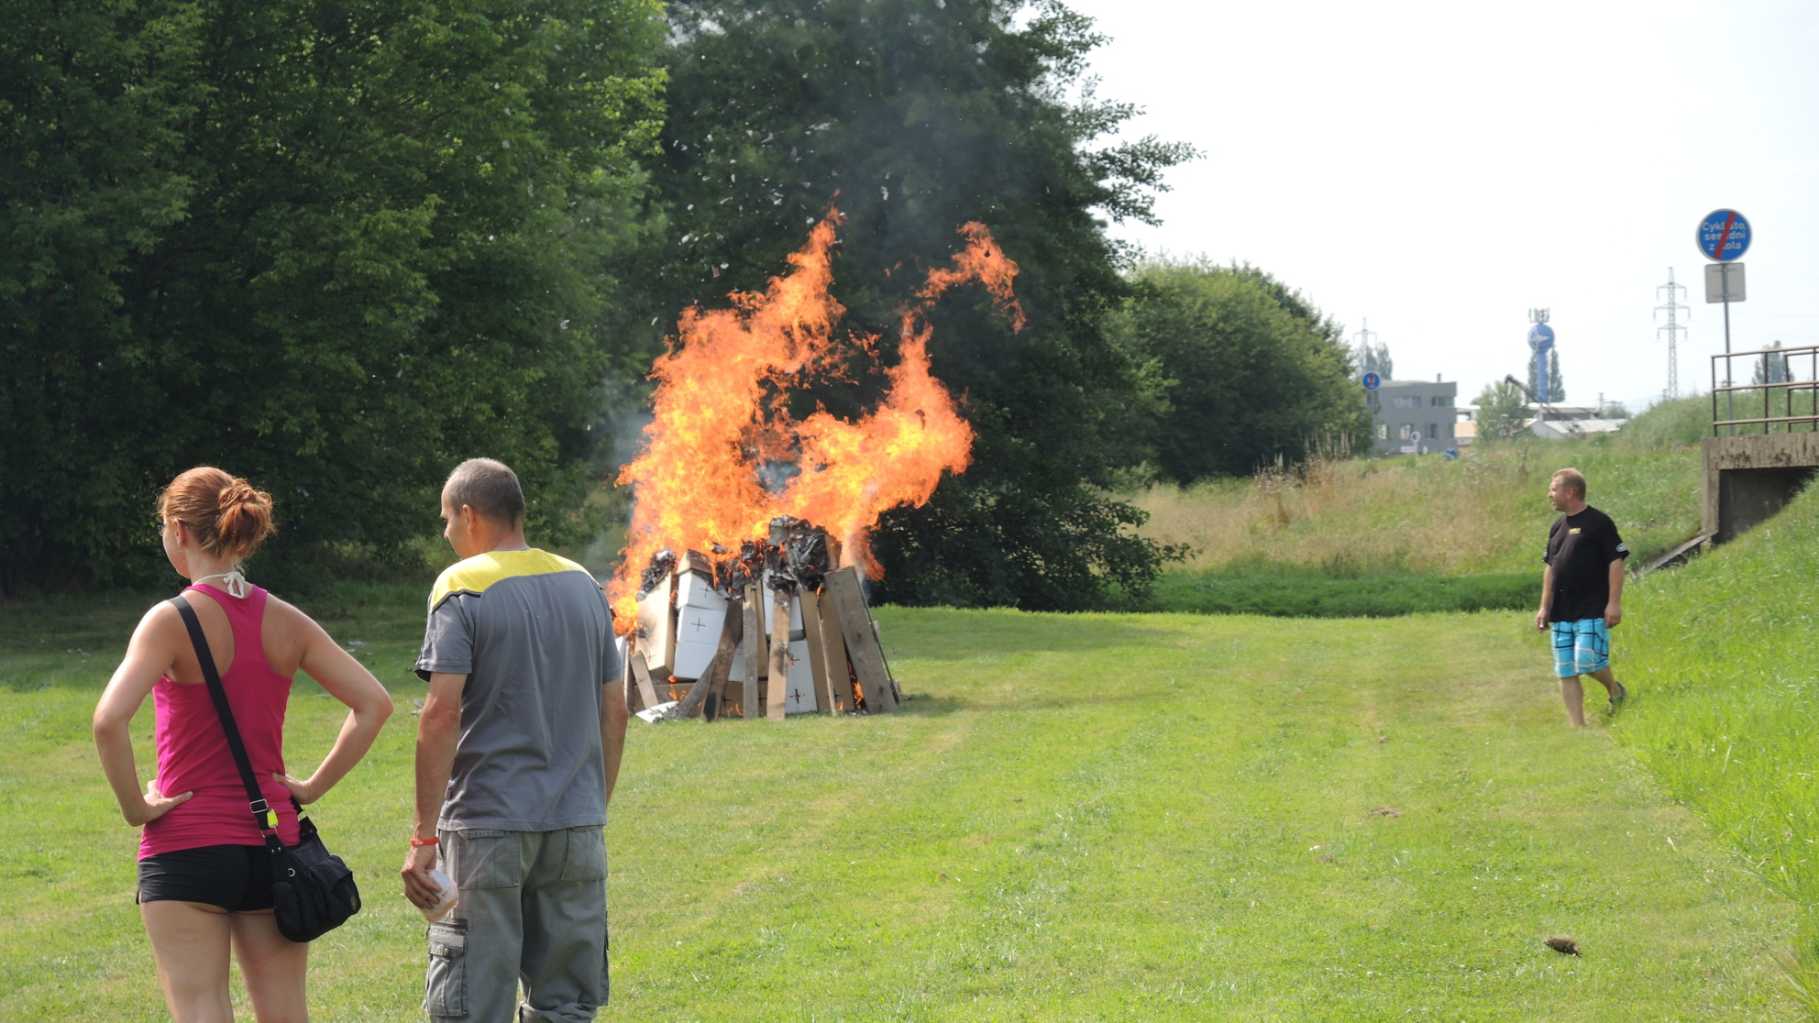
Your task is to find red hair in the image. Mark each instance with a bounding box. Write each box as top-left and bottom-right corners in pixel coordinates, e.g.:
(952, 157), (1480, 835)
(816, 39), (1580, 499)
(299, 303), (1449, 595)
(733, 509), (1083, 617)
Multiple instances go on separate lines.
(158, 467), (277, 562)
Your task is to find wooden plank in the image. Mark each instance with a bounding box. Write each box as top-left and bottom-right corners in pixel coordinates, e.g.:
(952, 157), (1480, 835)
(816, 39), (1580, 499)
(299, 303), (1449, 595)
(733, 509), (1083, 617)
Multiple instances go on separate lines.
(742, 584), (762, 721)
(691, 593), (742, 720)
(765, 587), (791, 720)
(620, 645), (640, 713)
(823, 567), (896, 712)
(627, 653), (662, 712)
(798, 589), (834, 714)
(673, 604), (734, 717)
(705, 589), (742, 717)
(874, 618), (903, 705)
(817, 587), (853, 713)
(704, 680), (748, 710)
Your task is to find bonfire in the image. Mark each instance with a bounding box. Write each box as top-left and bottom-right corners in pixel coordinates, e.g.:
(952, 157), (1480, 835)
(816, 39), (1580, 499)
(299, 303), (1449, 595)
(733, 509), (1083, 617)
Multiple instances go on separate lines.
(611, 209), (1023, 720)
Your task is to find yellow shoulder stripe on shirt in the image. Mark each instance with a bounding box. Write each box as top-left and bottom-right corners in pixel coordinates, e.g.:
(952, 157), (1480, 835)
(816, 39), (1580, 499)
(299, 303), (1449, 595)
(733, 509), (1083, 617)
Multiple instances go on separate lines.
(428, 549), (596, 613)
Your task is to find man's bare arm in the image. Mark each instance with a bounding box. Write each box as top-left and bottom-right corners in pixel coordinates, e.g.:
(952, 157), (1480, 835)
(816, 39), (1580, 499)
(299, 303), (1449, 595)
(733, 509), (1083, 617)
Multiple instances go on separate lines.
(1605, 560), (1626, 627)
(1536, 563), (1554, 631)
(601, 678), (628, 805)
(402, 671), (464, 908)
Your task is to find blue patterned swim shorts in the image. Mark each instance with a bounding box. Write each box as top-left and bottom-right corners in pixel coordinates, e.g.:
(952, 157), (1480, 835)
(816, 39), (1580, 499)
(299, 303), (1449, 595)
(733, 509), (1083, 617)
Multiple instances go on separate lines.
(1551, 618), (1610, 678)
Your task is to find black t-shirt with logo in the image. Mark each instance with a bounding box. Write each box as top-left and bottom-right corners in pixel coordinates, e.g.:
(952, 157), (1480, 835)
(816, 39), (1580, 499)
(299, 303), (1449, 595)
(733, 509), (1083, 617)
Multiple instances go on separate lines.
(1544, 506), (1629, 622)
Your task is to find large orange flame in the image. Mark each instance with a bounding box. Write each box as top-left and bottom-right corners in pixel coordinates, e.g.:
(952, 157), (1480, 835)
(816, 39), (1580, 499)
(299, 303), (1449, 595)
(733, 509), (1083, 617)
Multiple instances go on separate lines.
(607, 209), (1023, 629)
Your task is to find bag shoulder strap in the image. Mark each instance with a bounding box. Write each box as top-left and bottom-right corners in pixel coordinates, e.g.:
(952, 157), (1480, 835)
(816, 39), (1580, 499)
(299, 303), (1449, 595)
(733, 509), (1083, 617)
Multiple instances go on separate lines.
(167, 595), (283, 845)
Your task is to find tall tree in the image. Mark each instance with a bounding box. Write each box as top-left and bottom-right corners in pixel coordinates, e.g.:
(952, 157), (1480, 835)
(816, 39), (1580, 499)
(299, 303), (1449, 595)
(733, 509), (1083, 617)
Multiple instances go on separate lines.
(1752, 340), (1790, 385)
(1360, 341), (1393, 380)
(1547, 350), (1566, 404)
(1, 0), (666, 592)
(640, 0), (1194, 609)
(1106, 260), (1369, 481)
(1473, 380), (1528, 442)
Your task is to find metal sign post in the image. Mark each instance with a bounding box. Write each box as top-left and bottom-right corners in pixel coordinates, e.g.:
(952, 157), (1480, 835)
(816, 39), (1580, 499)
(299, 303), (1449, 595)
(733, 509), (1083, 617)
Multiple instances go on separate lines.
(1698, 209), (1752, 432)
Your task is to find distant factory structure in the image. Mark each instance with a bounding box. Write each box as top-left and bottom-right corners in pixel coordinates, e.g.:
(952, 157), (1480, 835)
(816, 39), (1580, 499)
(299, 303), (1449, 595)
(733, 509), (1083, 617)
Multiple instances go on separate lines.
(1358, 310), (1628, 454)
(1457, 309), (1628, 446)
(1365, 374), (1458, 455)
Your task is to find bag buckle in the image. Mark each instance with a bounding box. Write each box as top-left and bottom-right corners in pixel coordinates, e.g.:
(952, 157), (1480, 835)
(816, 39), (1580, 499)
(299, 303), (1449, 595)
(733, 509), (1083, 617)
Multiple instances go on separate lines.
(249, 798), (270, 815)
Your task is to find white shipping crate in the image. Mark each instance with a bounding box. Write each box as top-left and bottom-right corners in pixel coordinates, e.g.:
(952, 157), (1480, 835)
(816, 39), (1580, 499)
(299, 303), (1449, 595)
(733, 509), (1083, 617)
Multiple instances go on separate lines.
(634, 573), (675, 679)
(671, 570), (728, 680)
(676, 570), (725, 612)
(782, 638), (818, 714)
(762, 572), (803, 631)
(672, 603), (727, 680)
(729, 590), (810, 688)
(730, 578), (780, 684)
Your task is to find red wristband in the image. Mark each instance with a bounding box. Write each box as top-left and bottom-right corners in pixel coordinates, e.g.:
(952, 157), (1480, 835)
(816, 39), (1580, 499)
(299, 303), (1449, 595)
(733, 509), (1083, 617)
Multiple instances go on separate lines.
(409, 835), (439, 848)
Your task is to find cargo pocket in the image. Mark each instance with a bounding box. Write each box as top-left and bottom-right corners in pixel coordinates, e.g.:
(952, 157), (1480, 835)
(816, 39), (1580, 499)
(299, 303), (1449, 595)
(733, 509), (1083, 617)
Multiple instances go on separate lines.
(560, 827), (607, 884)
(424, 919), (468, 1017)
(446, 829), (520, 890)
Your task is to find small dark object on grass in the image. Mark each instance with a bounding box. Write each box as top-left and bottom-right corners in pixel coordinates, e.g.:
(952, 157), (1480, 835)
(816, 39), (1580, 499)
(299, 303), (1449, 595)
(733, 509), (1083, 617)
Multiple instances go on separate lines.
(1544, 936), (1580, 956)
(1368, 805), (1401, 818)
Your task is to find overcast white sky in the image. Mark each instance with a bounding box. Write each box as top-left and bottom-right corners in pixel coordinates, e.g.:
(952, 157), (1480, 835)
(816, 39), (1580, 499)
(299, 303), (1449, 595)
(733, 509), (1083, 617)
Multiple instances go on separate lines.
(1066, 0), (1819, 413)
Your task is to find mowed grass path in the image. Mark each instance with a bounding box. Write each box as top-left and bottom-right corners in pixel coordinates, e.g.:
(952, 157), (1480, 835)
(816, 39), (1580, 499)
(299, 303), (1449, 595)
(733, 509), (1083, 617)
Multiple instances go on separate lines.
(0, 600), (1798, 1020)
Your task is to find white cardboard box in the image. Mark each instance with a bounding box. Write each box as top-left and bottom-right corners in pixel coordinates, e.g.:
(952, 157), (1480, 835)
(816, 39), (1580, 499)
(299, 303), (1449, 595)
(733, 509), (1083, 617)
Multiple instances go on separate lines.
(634, 573), (675, 678)
(729, 587), (809, 687)
(761, 572), (804, 631)
(782, 638), (818, 714)
(671, 572), (727, 680)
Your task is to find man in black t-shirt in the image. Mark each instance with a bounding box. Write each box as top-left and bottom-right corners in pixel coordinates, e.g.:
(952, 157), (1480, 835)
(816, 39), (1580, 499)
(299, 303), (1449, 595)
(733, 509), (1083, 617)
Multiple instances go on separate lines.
(1535, 467), (1630, 727)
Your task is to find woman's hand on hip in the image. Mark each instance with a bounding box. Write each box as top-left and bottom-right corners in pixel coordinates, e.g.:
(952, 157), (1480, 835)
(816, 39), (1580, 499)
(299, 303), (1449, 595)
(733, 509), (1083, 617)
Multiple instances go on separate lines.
(130, 781), (193, 826)
(272, 772), (321, 805)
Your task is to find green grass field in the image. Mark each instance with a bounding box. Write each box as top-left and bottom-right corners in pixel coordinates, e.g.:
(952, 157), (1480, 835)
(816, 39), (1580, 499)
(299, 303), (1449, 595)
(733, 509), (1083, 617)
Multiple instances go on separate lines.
(8, 398), (1815, 1019)
(1617, 476), (1819, 1009)
(1130, 399), (1713, 616)
(0, 588), (1802, 1020)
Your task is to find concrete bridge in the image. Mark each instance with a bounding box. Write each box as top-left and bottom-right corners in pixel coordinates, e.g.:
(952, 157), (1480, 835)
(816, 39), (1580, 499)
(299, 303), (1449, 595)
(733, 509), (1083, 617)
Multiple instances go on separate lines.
(1702, 343), (1819, 544)
(1703, 432), (1819, 543)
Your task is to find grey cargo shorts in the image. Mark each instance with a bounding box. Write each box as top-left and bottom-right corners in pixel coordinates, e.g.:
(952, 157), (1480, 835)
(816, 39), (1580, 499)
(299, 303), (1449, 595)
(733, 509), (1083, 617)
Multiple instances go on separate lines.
(426, 826), (609, 1022)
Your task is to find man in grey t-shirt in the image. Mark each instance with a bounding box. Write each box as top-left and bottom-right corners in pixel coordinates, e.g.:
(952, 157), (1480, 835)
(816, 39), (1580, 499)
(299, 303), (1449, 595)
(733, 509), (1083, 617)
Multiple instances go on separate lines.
(402, 458), (627, 1022)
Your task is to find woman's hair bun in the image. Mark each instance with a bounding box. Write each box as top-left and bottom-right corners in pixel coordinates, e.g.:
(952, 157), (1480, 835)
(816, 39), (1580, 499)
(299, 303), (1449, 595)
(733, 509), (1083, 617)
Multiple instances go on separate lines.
(214, 477), (276, 559)
(159, 466), (277, 562)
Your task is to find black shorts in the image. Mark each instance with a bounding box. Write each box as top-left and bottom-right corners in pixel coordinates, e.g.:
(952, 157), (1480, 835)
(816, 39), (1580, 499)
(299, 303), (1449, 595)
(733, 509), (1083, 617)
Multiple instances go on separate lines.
(137, 844), (276, 911)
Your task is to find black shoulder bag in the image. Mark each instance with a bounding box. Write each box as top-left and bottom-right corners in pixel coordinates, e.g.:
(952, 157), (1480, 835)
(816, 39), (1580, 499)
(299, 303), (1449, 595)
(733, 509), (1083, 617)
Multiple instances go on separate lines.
(169, 597), (361, 941)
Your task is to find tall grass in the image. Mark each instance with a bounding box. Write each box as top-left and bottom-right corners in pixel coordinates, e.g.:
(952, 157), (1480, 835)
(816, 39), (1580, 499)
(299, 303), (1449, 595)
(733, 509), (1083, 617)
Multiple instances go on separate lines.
(1621, 395), (1716, 449)
(1711, 385), (1819, 437)
(1619, 479), (1819, 1001)
(1133, 438), (1700, 576)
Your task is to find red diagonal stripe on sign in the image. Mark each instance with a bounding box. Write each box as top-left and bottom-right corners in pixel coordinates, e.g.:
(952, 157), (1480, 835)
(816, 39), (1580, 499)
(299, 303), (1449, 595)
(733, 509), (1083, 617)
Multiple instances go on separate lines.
(1715, 212), (1737, 261)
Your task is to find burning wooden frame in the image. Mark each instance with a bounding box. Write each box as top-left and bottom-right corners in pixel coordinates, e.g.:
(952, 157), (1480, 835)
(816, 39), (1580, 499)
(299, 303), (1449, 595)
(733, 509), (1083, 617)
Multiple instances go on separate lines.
(621, 519), (900, 722)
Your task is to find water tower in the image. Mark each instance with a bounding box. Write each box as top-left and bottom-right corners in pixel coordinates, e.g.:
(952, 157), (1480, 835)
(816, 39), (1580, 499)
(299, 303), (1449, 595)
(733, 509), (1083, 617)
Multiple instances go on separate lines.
(1527, 309), (1555, 403)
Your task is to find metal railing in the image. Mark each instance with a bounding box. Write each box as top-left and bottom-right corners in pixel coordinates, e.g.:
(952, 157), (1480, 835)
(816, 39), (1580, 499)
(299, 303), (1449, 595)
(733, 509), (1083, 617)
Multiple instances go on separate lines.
(1710, 343), (1819, 435)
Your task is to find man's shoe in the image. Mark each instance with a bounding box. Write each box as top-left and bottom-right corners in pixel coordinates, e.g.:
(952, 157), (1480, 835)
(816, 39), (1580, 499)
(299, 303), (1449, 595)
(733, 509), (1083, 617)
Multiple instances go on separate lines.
(1609, 681), (1628, 711)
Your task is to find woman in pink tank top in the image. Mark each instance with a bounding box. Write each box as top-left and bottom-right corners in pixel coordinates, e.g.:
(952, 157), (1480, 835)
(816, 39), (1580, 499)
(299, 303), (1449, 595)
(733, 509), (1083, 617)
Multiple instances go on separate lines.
(93, 467), (394, 1022)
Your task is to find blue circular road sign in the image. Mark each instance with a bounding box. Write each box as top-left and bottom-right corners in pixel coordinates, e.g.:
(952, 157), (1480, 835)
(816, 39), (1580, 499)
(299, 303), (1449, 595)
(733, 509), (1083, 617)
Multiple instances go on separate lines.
(1362, 371), (1382, 391)
(1697, 209), (1751, 262)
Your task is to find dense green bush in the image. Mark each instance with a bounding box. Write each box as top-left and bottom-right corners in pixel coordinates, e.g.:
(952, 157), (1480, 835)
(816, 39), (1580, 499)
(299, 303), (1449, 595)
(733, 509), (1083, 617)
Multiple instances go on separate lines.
(0, 0), (665, 594)
(1105, 260), (1370, 481)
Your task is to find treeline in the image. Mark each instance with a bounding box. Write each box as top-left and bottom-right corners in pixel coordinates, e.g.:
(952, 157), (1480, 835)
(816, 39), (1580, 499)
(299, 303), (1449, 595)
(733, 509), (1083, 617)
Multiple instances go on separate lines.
(1, 0), (1365, 606)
